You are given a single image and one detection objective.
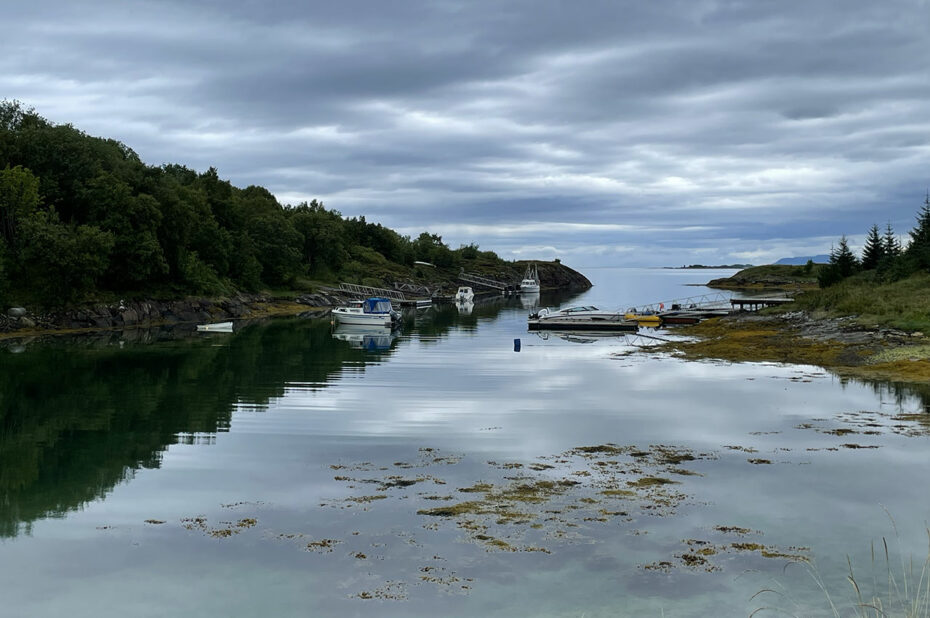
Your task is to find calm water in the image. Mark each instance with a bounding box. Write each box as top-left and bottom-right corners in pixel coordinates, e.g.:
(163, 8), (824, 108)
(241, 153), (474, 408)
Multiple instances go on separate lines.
(2, 268), (930, 617)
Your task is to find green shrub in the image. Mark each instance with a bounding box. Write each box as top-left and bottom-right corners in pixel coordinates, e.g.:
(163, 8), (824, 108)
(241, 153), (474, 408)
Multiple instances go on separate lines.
(179, 250), (227, 295)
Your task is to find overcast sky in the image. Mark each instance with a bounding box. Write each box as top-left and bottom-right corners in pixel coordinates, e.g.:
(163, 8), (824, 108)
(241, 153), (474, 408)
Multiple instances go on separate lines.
(3, 0), (929, 266)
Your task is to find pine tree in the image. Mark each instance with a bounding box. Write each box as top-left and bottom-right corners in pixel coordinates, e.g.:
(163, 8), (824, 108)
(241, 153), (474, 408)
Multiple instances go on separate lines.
(906, 193), (930, 270)
(832, 235), (859, 278)
(883, 222), (900, 257)
(860, 224), (884, 270)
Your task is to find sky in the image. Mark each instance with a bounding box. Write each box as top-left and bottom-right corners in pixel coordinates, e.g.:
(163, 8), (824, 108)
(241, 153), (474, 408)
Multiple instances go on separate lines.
(3, 0), (929, 267)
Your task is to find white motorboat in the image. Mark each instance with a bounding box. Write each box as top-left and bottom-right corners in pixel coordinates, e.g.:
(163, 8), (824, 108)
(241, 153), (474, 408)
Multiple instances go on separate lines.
(454, 286), (475, 302)
(196, 321), (233, 332)
(520, 263), (540, 293)
(332, 297), (401, 327)
(527, 305), (637, 331)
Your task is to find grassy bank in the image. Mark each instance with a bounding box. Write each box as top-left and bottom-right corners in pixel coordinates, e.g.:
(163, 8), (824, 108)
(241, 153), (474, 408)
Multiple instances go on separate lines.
(789, 271), (930, 332)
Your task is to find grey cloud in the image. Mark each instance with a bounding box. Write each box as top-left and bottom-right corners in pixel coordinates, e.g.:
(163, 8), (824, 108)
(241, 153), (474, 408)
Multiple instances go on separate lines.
(3, 0), (930, 265)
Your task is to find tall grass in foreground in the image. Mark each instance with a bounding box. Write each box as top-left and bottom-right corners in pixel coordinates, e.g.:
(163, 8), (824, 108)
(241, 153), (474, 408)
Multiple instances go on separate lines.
(751, 517), (930, 617)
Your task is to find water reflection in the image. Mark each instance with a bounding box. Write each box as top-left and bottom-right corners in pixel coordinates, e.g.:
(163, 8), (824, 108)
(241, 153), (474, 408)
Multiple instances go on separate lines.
(520, 290), (540, 309)
(331, 324), (398, 351)
(4, 271), (930, 616)
(0, 296), (564, 540)
(455, 299), (474, 315)
(0, 318), (395, 538)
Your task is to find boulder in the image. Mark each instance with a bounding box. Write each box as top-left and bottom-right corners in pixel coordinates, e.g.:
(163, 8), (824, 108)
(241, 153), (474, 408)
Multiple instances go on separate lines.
(7, 307), (27, 318)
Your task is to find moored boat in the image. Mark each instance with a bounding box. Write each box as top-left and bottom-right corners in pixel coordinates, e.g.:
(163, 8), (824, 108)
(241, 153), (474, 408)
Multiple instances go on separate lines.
(623, 310), (662, 327)
(196, 321), (233, 332)
(520, 263), (540, 293)
(454, 286), (475, 302)
(332, 297), (401, 327)
(528, 305), (638, 331)
(657, 311), (702, 325)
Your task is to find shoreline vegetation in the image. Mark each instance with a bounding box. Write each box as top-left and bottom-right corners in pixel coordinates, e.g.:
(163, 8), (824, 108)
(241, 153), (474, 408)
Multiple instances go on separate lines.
(0, 101), (590, 336)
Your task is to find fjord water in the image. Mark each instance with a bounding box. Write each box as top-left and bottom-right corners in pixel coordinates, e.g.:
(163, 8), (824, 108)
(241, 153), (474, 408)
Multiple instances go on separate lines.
(3, 267), (930, 617)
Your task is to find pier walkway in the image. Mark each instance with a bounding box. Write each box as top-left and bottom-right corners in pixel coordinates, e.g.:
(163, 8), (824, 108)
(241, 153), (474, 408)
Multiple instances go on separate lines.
(729, 297), (794, 310)
(337, 283), (406, 302)
(458, 272), (519, 293)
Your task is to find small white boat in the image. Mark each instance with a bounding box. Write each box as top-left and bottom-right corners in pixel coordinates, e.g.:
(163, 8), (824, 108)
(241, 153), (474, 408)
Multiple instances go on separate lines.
(196, 321), (233, 333)
(520, 263), (540, 293)
(454, 286), (475, 302)
(332, 297), (401, 327)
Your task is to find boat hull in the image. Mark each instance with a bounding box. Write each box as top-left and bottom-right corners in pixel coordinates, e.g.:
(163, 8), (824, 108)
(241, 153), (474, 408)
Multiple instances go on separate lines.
(528, 318), (638, 331)
(196, 321), (233, 332)
(332, 310), (393, 327)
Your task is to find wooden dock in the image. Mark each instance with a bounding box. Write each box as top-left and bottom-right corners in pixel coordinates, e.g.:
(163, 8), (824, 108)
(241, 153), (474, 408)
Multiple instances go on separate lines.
(729, 297), (794, 310)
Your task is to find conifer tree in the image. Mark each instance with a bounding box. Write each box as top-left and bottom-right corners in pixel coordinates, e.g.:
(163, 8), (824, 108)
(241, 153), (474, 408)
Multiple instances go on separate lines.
(906, 193), (930, 270)
(832, 235), (859, 278)
(860, 224), (884, 270)
(883, 222), (900, 257)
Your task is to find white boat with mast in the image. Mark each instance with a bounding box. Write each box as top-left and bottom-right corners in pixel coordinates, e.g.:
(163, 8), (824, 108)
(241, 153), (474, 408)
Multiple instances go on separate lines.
(520, 263), (540, 293)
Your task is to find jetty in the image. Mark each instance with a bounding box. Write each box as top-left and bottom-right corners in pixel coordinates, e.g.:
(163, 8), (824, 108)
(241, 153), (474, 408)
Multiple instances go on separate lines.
(458, 272), (520, 294)
(729, 297), (794, 310)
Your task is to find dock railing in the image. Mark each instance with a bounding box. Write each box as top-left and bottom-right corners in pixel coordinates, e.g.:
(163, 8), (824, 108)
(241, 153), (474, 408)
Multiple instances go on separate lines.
(627, 291), (793, 313)
(626, 292), (733, 313)
(338, 283), (406, 301)
(458, 272), (510, 290)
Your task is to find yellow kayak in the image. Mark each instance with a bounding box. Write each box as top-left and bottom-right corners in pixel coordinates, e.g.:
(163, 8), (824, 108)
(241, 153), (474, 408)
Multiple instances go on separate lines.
(624, 312), (662, 326)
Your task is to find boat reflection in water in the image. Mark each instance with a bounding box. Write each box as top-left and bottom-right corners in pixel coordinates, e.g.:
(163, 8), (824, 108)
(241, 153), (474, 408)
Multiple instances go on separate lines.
(533, 329), (667, 349)
(331, 324), (398, 352)
(520, 290), (540, 309)
(455, 299), (474, 315)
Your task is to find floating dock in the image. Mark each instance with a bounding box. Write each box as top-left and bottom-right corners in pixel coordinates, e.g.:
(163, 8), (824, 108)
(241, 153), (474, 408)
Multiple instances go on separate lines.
(527, 318), (638, 332)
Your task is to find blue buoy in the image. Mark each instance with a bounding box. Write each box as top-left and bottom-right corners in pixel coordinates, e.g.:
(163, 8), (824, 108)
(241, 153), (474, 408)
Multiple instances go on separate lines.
(513, 338), (521, 352)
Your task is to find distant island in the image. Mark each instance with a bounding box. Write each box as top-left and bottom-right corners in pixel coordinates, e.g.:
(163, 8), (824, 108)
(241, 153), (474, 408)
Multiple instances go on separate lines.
(773, 255), (830, 265)
(665, 264), (753, 269)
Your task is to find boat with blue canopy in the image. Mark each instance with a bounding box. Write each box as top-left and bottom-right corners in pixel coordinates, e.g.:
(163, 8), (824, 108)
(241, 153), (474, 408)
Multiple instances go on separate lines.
(332, 297), (402, 327)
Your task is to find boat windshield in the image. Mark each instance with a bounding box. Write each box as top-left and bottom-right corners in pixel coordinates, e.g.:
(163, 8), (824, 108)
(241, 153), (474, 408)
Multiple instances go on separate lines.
(563, 306), (599, 313)
(363, 298), (393, 313)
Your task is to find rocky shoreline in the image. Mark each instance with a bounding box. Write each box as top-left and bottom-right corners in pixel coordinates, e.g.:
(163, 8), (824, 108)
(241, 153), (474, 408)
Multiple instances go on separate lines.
(2, 261), (592, 338)
(646, 310), (930, 384)
(0, 291), (346, 337)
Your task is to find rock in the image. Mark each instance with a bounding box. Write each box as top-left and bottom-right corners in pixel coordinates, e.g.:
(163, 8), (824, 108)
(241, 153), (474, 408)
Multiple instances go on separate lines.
(7, 307), (27, 318)
(18, 317), (36, 328)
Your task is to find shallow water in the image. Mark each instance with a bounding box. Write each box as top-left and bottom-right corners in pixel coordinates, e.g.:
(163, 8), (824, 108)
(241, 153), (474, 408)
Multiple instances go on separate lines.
(2, 268), (930, 617)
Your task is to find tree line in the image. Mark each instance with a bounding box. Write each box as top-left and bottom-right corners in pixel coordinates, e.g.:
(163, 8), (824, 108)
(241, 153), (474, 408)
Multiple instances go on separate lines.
(0, 101), (498, 306)
(817, 197), (930, 288)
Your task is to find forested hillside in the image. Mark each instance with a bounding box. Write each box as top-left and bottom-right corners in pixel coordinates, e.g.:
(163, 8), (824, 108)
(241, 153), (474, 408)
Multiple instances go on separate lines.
(0, 101), (513, 306)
